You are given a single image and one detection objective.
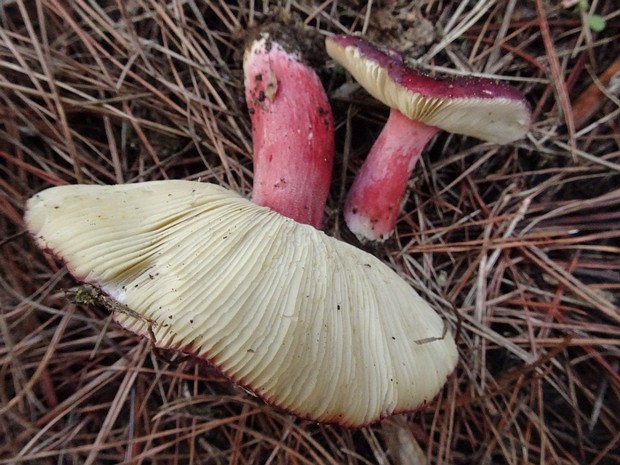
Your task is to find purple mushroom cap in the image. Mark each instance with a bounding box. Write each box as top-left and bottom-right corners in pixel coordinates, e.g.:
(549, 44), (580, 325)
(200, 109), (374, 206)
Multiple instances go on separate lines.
(326, 35), (531, 144)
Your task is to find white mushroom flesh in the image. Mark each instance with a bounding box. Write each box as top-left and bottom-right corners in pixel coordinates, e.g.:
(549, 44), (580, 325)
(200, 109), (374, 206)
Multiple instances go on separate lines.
(25, 181), (458, 427)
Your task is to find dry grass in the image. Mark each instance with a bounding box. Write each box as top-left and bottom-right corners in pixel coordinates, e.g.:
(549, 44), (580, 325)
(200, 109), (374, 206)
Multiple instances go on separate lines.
(1, 1), (619, 464)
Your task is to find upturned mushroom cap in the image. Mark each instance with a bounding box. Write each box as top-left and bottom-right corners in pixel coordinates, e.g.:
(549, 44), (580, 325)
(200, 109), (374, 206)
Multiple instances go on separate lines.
(25, 181), (458, 427)
(325, 35), (531, 144)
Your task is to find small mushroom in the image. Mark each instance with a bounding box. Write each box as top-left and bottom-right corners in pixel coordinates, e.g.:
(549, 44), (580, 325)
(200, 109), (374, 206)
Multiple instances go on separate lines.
(25, 180), (458, 427)
(244, 33), (334, 228)
(326, 35), (532, 241)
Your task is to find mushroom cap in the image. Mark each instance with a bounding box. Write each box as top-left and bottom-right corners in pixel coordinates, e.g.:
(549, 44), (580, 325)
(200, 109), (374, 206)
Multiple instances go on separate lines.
(326, 35), (531, 144)
(25, 181), (458, 427)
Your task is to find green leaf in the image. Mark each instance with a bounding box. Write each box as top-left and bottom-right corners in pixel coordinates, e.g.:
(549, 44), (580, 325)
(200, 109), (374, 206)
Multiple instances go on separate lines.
(589, 15), (606, 32)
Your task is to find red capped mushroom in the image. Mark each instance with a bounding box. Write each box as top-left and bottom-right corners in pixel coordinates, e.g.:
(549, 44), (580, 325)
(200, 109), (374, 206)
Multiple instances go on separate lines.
(326, 35), (532, 241)
(25, 180), (458, 427)
(23, 33), (459, 428)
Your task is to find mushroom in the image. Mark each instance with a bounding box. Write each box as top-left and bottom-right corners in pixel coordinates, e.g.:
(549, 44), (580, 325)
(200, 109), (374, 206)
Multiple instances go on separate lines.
(23, 33), (458, 427)
(325, 35), (532, 241)
(25, 180), (458, 427)
(244, 32), (334, 228)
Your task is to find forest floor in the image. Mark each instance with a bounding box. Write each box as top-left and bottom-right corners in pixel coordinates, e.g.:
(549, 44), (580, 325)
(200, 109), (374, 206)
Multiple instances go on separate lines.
(1, 1), (619, 464)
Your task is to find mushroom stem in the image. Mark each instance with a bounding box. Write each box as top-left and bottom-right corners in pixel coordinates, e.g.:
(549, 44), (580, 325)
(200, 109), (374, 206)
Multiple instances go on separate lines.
(244, 35), (334, 229)
(344, 110), (438, 242)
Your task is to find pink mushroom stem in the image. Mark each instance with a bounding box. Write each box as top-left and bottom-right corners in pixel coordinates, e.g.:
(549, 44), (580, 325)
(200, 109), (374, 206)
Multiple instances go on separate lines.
(244, 36), (334, 229)
(344, 110), (438, 242)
